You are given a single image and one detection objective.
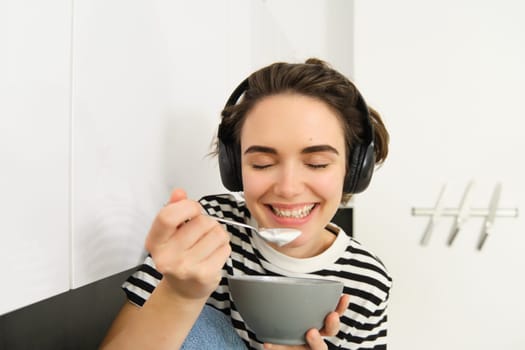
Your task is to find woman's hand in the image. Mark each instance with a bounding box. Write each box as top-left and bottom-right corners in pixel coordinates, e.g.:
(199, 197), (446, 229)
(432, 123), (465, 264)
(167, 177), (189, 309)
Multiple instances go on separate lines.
(145, 188), (231, 301)
(263, 294), (350, 350)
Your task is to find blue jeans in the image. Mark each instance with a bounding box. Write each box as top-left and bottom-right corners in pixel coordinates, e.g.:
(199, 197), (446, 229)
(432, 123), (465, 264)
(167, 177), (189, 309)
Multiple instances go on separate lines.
(181, 304), (248, 350)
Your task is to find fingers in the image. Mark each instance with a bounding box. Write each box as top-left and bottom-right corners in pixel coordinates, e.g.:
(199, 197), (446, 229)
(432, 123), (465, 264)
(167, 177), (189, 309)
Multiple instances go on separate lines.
(263, 328), (326, 350)
(319, 294), (350, 337)
(305, 329), (327, 349)
(148, 209), (228, 269)
(152, 218), (229, 299)
(146, 198), (202, 251)
(160, 225), (230, 283)
(168, 188), (187, 204)
(163, 215), (230, 266)
(319, 311), (340, 338)
(144, 188), (231, 300)
(264, 294), (350, 349)
(262, 342), (308, 350)
(335, 294), (350, 316)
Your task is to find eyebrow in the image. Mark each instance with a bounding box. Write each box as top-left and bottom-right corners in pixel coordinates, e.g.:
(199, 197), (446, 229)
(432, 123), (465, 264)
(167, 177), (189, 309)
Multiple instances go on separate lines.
(301, 145), (339, 155)
(243, 144), (339, 155)
(243, 145), (277, 155)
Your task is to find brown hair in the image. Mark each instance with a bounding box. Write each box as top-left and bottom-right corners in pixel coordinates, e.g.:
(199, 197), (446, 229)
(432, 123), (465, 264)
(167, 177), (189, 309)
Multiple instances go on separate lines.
(215, 58), (389, 201)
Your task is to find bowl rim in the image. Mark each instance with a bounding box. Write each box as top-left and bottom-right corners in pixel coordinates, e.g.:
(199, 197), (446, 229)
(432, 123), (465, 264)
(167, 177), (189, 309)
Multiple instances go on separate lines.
(227, 275), (343, 286)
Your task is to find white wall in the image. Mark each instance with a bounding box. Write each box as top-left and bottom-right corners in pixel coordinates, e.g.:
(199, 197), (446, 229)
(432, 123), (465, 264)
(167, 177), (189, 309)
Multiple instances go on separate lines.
(0, 0), (72, 316)
(1, 0), (355, 313)
(6, 3), (524, 348)
(354, 1), (525, 349)
(70, 0), (354, 288)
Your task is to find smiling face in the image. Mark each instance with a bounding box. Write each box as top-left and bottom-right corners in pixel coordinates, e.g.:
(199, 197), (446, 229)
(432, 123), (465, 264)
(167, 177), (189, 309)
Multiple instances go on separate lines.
(240, 93), (347, 257)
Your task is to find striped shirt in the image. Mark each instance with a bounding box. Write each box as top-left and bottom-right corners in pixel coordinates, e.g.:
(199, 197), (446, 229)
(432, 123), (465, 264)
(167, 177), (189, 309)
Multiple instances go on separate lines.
(122, 193), (392, 350)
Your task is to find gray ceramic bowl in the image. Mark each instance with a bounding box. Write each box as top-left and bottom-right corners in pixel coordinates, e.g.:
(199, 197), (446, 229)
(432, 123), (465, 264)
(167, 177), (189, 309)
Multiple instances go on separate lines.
(228, 275), (344, 345)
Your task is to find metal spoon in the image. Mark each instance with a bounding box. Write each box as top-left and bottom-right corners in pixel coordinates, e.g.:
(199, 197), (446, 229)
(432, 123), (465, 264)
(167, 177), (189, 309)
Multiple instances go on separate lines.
(210, 216), (301, 246)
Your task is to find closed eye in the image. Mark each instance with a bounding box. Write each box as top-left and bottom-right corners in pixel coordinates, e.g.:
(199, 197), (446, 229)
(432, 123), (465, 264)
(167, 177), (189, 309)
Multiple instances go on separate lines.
(252, 164), (273, 170)
(307, 163), (329, 169)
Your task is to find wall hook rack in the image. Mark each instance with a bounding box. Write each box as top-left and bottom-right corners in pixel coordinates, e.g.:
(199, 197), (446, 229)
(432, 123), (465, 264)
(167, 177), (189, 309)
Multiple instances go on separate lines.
(412, 206), (518, 218)
(412, 182), (519, 249)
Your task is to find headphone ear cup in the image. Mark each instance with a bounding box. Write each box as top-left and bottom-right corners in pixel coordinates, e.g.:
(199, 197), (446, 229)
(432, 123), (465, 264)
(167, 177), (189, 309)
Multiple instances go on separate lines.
(218, 140), (243, 191)
(344, 141), (375, 194)
(217, 78), (249, 191)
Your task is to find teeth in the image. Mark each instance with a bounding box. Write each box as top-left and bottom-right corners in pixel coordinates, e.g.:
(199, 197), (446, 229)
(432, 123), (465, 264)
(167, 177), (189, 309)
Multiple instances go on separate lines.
(271, 204), (315, 218)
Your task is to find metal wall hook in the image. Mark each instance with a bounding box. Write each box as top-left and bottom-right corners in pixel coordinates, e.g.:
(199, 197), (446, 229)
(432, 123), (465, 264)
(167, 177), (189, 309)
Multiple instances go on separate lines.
(420, 184), (447, 246)
(413, 181), (519, 249)
(476, 183), (502, 251)
(447, 180), (476, 246)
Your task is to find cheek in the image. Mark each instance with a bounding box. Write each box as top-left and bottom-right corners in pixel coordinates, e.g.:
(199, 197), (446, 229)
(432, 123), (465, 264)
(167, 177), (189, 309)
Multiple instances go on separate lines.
(315, 159), (346, 185)
(242, 169), (269, 198)
(314, 170), (345, 195)
(243, 167), (346, 194)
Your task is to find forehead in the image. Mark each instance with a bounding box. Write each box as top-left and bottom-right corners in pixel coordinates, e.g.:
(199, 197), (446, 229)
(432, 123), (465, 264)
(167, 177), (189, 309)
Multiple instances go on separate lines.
(240, 93), (345, 151)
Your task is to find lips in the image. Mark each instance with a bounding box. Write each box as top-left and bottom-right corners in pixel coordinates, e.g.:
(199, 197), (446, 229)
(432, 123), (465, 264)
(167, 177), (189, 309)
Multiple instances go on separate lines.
(269, 204), (316, 219)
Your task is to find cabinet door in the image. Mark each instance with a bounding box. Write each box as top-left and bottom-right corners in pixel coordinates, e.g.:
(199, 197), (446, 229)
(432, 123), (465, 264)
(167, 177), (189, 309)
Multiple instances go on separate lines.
(0, 0), (71, 315)
(354, 1), (525, 349)
(70, 0), (238, 288)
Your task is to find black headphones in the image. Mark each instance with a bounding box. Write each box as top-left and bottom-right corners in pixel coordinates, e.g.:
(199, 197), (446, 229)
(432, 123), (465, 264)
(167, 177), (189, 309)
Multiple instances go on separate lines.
(218, 78), (375, 194)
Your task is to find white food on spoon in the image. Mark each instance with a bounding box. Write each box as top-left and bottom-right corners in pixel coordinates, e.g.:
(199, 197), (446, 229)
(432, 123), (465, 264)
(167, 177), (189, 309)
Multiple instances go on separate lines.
(209, 216), (301, 246)
(257, 228), (302, 246)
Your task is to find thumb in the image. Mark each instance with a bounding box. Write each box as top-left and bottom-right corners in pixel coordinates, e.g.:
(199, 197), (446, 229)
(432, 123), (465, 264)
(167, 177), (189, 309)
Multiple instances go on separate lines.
(168, 188), (187, 204)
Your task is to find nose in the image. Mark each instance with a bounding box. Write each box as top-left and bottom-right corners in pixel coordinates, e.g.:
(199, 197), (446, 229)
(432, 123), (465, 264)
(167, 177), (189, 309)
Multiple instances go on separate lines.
(272, 162), (304, 198)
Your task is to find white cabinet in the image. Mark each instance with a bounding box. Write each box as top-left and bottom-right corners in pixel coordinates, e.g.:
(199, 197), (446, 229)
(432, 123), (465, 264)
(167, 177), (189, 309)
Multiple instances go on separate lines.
(0, 0), (72, 315)
(354, 1), (525, 348)
(70, 0), (236, 288)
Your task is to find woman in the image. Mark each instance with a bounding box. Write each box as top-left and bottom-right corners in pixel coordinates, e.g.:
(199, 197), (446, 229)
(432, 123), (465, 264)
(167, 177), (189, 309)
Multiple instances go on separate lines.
(101, 58), (391, 350)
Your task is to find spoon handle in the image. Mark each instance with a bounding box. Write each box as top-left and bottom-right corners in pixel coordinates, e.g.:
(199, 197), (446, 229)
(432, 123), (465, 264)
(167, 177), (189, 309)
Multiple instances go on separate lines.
(210, 216), (256, 232)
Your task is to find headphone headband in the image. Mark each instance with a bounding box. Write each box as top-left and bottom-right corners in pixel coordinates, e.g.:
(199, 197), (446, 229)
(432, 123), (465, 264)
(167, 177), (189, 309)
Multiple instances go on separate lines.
(218, 75), (375, 194)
